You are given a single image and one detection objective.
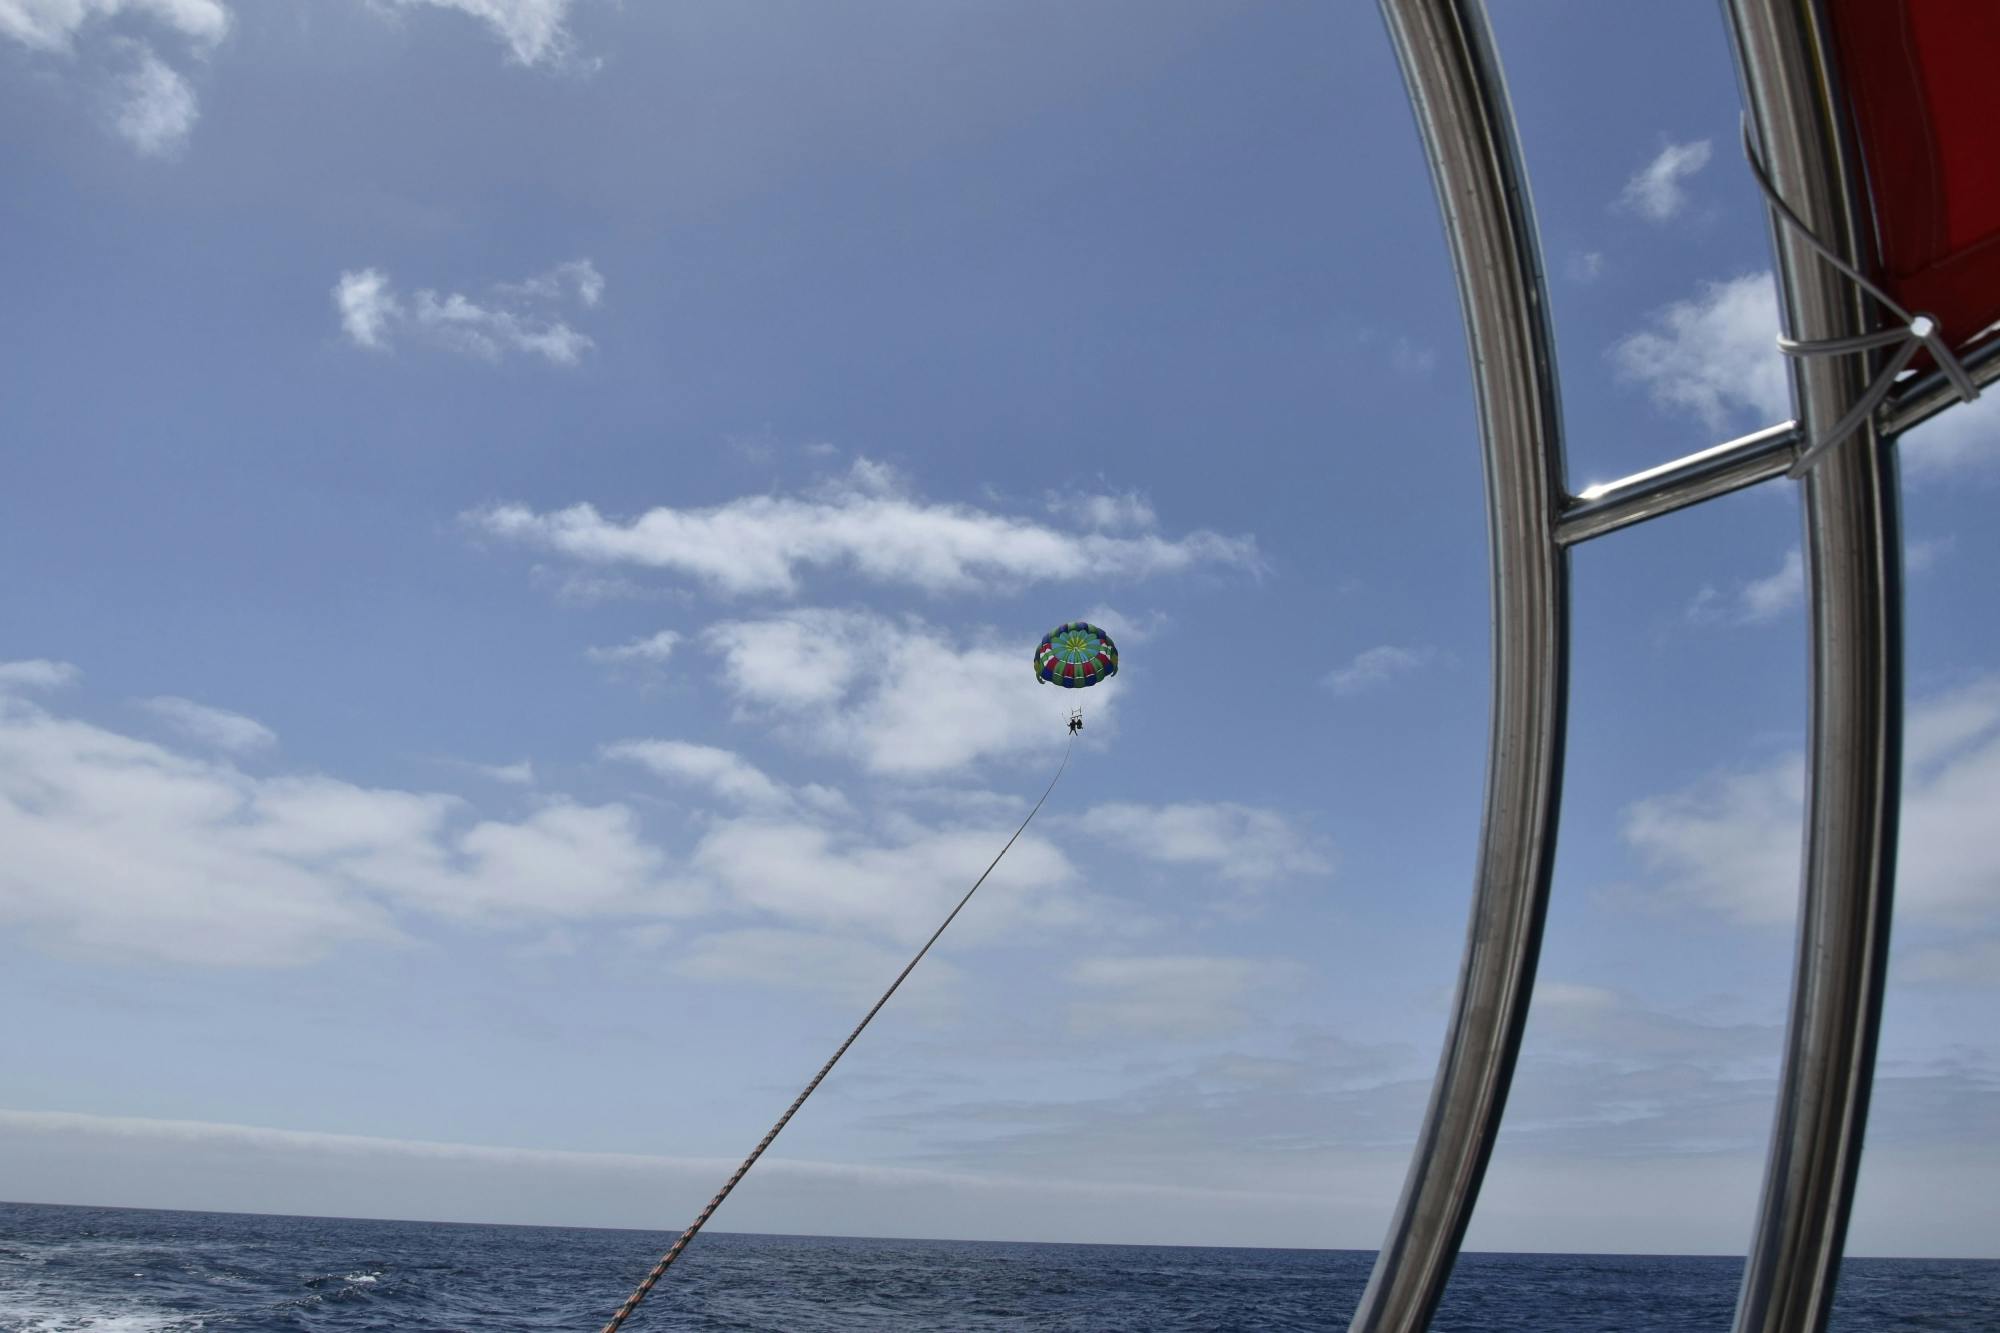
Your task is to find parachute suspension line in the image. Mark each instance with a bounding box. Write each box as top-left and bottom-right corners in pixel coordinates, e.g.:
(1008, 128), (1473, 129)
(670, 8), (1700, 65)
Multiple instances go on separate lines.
(598, 734), (1078, 1333)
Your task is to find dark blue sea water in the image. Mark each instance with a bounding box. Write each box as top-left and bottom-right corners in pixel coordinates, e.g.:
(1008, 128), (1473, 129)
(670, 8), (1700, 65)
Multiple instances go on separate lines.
(2, 1201), (1995, 1331)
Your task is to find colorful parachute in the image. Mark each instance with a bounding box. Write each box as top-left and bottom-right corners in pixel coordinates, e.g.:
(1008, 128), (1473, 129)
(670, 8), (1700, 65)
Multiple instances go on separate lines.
(1034, 621), (1118, 688)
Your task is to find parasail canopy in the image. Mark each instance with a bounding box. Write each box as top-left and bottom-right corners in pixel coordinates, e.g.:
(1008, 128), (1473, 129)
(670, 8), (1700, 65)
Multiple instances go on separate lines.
(1828, 0), (2000, 353)
(1034, 621), (1118, 689)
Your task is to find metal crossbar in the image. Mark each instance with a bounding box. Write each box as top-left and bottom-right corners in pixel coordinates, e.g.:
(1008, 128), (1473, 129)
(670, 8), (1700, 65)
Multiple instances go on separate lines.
(1359, 2), (1911, 1331)
(1884, 335), (2000, 437)
(1558, 422), (1801, 547)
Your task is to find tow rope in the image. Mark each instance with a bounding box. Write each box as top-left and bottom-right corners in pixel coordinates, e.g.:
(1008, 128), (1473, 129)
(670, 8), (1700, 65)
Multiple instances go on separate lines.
(599, 734), (1077, 1332)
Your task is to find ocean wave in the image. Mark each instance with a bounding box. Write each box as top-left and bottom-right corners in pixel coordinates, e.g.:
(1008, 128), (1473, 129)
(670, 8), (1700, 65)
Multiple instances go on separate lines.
(2, 1201), (1994, 1331)
(0, 1296), (200, 1333)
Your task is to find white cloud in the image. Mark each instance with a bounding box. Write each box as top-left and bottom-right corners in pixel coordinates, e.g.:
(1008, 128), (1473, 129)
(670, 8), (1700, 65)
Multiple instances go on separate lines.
(1076, 605), (1169, 647)
(0, 658), (79, 691)
(1614, 268), (2000, 478)
(673, 926), (959, 1006)
(0, 1105), (1437, 1248)
(388, 0), (581, 67)
(333, 260), (601, 365)
(468, 460), (1258, 598)
(1687, 548), (1803, 626)
(703, 608), (1105, 774)
(1502, 983), (1788, 1157)
(587, 629), (680, 665)
(334, 268), (398, 350)
(1899, 684), (2000, 923)
(497, 257), (602, 306)
(687, 814), (1085, 948)
(1906, 537), (1953, 573)
(1322, 644), (1432, 696)
(1905, 934), (2000, 985)
(113, 44), (197, 155)
(0, 0), (228, 52)
(1072, 802), (1331, 884)
(3, 0), (584, 154)
(139, 695), (275, 754)
(1567, 251), (1606, 284)
(1044, 489), (1157, 533)
(434, 756), (535, 786)
(1618, 139), (1713, 222)
(605, 739), (790, 809)
(1528, 982), (1774, 1068)
(1622, 752), (1809, 927)
(447, 801), (677, 918)
(5, 0), (582, 75)
(856, 991), (1996, 1251)
(409, 289), (590, 364)
(1738, 549), (1804, 621)
(705, 609), (868, 710)
(1, 0), (225, 154)
(1900, 391), (2000, 479)
(1622, 677), (2000, 927)
(532, 566), (656, 605)
(0, 691), (699, 966)
(891, 786), (1028, 820)
(1067, 955), (1300, 1039)
(1614, 272), (1787, 430)
(469, 759), (534, 785)
(1907, 678), (2000, 769)
(1389, 337), (1436, 376)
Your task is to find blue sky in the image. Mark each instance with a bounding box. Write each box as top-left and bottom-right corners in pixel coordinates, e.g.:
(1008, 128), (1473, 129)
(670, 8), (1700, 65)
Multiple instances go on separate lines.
(2, 0), (1997, 1261)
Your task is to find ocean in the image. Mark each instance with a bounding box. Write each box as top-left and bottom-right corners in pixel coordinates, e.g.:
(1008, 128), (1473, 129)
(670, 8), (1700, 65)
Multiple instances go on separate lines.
(2, 1201), (1995, 1331)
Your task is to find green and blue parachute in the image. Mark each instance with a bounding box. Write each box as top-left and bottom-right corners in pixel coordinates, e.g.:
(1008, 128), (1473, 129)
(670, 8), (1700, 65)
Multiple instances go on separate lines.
(1034, 621), (1118, 689)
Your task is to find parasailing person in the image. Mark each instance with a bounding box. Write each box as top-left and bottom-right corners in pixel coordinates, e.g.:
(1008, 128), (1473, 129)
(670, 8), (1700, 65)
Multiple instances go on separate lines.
(1034, 621), (1118, 736)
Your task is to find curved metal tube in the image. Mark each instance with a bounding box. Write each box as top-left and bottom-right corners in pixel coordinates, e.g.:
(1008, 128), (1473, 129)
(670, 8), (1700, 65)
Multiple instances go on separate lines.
(1353, 3), (1569, 1329)
(1721, 4), (1904, 1331)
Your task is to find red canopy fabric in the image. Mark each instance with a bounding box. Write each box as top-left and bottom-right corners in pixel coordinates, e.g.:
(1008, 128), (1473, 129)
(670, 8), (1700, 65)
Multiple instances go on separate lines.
(1829, 0), (2000, 348)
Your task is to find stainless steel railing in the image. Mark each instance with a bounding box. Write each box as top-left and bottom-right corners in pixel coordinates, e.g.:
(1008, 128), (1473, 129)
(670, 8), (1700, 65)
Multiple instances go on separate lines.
(1353, 4), (1569, 1328)
(1721, 4), (1901, 1330)
(1356, 3), (1907, 1331)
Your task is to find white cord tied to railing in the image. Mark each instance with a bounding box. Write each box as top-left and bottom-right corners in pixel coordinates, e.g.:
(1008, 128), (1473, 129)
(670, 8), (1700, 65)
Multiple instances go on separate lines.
(1741, 120), (1982, 477)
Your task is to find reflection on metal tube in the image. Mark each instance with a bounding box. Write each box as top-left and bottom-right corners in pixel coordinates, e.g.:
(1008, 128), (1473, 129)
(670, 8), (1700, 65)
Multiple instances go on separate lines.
(1354, 3), (1569, 1330)
(1721, 3), (1904, 1331)
(1557, 422), (1799, 546)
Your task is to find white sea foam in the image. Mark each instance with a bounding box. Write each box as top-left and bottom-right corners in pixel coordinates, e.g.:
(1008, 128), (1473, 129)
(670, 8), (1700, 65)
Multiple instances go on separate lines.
(0, 1272), (208, 1333)
(0, 1298), (191, 1333)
